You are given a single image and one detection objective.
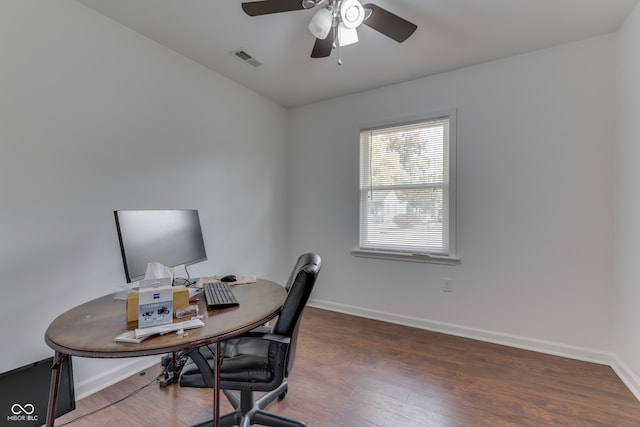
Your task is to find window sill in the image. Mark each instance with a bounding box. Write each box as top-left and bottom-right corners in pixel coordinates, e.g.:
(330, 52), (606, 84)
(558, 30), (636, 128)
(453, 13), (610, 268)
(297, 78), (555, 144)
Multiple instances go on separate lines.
(351, 249), (461, 265)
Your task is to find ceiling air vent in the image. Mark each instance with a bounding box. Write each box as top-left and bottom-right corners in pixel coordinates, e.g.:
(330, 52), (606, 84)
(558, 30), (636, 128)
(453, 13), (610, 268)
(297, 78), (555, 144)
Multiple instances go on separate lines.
(230, 49), (263, 67)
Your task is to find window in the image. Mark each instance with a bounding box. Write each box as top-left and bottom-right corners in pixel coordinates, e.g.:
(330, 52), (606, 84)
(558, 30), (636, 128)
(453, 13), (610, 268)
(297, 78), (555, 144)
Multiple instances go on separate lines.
(355, 111), (458, 263)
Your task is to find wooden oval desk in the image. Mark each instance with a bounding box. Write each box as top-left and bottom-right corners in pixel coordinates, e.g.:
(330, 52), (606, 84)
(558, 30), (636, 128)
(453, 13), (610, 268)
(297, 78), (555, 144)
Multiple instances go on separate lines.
(44, 279), (286, 427)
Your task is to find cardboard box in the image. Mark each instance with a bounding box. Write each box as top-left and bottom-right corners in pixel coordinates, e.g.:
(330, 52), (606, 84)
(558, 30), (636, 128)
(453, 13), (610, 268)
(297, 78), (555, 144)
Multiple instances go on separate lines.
(137, 278), (173, 328)
(126, 285), (189, 322)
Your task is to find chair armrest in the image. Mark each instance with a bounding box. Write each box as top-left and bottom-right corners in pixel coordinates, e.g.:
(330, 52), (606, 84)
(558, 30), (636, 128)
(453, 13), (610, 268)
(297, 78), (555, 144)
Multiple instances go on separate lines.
(262, 333), (290, 345)
(238, 331), (290, 346)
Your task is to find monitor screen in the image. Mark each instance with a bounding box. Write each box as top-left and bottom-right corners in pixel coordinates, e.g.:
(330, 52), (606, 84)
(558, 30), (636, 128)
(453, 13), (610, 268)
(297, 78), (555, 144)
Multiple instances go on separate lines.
(114, 209), (208, 283)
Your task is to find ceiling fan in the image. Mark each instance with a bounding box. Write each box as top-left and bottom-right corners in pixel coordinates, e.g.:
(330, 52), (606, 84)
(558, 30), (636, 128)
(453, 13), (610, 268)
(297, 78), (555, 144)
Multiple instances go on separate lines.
(241, 0), (417, 61)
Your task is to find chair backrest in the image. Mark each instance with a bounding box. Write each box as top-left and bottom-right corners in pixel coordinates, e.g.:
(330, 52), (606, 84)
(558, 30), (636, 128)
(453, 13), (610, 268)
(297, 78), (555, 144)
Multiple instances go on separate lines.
(272, 252), (321, 376)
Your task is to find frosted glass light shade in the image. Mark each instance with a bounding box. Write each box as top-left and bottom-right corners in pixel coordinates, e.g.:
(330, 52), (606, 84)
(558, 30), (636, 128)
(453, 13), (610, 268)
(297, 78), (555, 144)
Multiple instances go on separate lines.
(308, 8), (333, 40)
(337, 23), (358, 46)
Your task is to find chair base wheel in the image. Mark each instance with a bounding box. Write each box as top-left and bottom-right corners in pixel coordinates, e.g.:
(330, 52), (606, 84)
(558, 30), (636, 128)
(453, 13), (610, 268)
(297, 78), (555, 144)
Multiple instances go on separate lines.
(210, 383), (305, 427)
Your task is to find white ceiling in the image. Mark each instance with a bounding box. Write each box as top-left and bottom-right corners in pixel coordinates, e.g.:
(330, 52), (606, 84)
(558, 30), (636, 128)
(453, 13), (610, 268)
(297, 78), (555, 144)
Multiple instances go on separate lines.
(76, 0), (638, 108)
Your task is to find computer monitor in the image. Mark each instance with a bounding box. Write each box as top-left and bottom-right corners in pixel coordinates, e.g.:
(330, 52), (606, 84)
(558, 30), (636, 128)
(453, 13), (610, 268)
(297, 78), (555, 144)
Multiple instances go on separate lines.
(114, 209), (208, 283)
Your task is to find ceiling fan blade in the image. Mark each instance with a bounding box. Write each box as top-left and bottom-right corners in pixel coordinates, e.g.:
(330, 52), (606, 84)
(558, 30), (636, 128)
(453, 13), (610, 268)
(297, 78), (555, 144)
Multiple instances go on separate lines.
(311, 27), (334, 58)
(241, 0), (305, 16)
(362, 3), (417, 43)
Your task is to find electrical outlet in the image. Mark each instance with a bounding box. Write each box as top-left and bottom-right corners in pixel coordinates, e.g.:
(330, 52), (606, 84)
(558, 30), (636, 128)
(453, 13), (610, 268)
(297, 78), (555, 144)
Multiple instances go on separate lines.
(443, 277), (453, 292)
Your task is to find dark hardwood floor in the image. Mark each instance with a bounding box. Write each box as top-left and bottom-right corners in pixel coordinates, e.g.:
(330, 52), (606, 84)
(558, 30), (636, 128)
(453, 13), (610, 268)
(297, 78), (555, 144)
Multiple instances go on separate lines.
(53, 307), (640, 427)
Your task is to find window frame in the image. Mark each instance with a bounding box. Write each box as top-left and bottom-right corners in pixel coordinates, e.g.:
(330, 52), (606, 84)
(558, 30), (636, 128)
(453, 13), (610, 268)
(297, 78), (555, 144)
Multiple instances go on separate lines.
(352, 109), (459, 265)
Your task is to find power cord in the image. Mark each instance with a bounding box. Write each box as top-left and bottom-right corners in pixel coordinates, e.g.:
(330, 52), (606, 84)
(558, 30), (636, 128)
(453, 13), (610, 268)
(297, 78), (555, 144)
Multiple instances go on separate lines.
(159, 352), (189, 387)
(53, 371), (162, 426)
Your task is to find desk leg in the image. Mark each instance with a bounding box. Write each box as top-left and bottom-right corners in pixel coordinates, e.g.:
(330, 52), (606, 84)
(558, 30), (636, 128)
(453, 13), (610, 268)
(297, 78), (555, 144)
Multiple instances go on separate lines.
(45, 352), (67, 427)
(213, 341), (221, 427)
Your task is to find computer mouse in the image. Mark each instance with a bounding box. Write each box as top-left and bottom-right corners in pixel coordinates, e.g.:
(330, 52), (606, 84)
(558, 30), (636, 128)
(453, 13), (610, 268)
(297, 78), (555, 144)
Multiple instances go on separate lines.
(220, 274), (236, 282)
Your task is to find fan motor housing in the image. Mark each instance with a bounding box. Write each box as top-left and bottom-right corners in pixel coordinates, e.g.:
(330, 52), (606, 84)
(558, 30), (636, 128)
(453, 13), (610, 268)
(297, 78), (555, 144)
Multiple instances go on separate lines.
(341, 0), (365, 29)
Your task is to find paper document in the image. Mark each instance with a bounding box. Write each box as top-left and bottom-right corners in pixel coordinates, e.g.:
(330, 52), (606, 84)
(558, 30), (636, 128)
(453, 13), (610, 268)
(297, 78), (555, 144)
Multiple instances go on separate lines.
(135, 318), (205, 340)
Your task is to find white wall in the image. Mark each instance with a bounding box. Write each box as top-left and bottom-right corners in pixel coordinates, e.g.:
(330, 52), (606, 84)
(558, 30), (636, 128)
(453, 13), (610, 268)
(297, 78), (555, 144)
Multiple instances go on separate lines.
(290, 35), (616, 362)
(0, 0), (289, 397)
(613, 1), (640, 398)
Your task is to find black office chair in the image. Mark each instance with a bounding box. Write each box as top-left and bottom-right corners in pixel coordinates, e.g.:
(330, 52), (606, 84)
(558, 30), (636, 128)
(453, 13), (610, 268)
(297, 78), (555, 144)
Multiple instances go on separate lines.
(179, 253), (322, 427)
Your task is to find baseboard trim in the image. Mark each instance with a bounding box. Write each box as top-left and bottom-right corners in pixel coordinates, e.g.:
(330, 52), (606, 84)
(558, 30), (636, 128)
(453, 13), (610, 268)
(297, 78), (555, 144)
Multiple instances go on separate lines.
(308, 299), (613, 366)
(611, 356), (640, 401)
(74, 355), (161, 400)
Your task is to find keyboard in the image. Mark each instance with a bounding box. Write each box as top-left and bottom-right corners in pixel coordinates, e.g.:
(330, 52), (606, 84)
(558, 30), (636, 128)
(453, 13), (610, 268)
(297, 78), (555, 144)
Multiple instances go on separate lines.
(203, 281), (239, 309)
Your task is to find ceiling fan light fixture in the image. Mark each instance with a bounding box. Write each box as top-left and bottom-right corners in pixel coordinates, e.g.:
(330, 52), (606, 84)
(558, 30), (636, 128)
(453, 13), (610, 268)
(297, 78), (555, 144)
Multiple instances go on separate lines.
(337, 22), (358, 46)
(308, 7), (333, 39)
(340, 0), (365, 29)
(302, 0), (317, 9)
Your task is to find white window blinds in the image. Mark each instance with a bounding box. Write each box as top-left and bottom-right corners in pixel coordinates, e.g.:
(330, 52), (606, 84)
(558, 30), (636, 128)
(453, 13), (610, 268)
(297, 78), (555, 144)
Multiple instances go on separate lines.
(359, 114), (455, 256)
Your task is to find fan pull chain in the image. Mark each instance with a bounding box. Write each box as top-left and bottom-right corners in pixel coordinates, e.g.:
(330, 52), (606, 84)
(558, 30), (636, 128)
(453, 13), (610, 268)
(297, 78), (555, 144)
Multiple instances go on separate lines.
(331, 2), (343, 65)
(334, 28), (343, 65)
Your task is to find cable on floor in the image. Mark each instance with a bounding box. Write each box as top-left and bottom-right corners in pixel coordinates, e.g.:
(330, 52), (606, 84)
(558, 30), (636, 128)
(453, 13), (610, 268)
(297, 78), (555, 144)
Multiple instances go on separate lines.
(54, 371), (163, 426)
